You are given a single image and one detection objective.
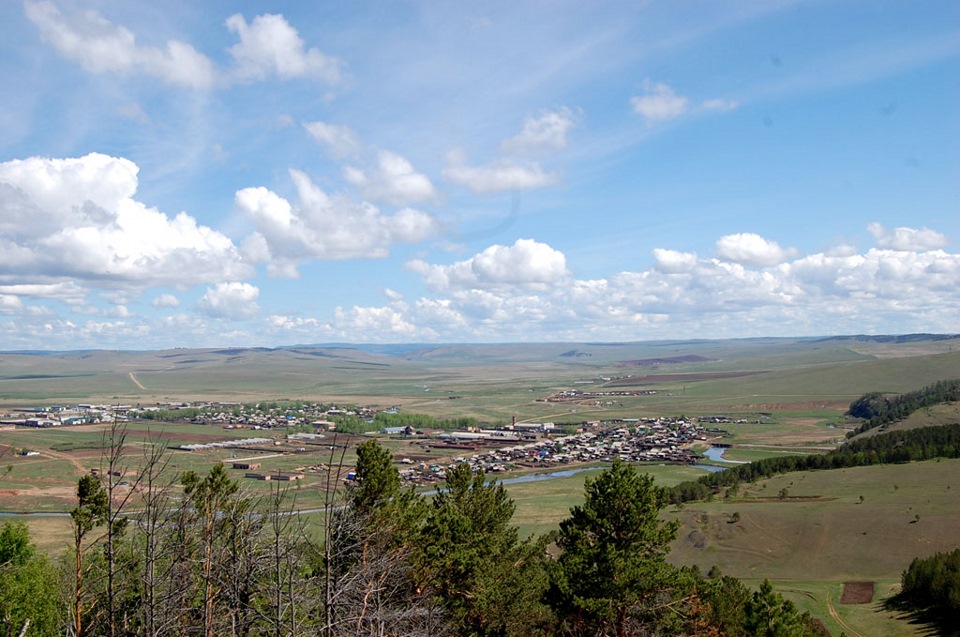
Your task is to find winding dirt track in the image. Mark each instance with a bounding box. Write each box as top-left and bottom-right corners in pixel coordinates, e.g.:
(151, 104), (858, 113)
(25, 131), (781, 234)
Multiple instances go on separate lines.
(827, 599), (862, 637)
(128, 372), (146, 389)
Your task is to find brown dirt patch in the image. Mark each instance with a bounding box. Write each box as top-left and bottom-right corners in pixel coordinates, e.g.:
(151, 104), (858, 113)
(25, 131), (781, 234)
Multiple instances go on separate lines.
(840, 581), (874, 604)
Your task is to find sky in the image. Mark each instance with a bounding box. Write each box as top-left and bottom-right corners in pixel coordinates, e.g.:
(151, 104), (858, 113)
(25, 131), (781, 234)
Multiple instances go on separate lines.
(0, 0), (957, 350)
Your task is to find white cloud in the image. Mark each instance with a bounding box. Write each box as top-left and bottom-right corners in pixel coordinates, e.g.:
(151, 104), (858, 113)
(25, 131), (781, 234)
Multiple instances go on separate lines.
(151, 294), (180, 309)
(196, 282), (260, 319)
(715, 233), (797, 267)
(442, 157), (557, 193)
(0, 295), (24, 314)
(408, 239), (569, 292)
(653, 248), (698, 273)
(344, 151), (438, 205)
(867, 222), (949, 251)
(631, 80), (689, 123)
(331, 305), (424, 339)
(352, 230), (959, 341)
(236, 169), (439, 274)
(25, 0), (217, 89)
(500, 107), (576, 155)
(304, 121), (361, 158)
(631, 80), (739, 124)
(226, 13), (342, 84)
(25, 3), (342, 90)
(0, 153), (250, 289)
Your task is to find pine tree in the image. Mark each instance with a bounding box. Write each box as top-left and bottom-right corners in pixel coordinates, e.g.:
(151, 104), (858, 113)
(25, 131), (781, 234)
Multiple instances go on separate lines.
(546, 459), (681, 637)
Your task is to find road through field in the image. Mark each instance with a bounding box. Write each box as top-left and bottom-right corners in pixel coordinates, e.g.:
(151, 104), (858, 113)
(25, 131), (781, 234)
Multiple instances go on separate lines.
(828, 599), (862, 637)
(129, 372), (146, 389)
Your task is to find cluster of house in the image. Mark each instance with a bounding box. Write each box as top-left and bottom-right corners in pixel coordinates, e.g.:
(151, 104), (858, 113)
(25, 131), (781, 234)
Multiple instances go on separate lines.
(395, 419), (713, 486)
(230, 462), (305, 482)
(3, 404), (108, 427)
(537, 388), (659, 403)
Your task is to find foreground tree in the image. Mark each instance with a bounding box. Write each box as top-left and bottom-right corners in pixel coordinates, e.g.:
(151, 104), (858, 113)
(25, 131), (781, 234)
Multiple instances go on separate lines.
(323, 440), (444, 636)
(181, 463), (244, 637)
(417, 462), (550, 637)
(0, 522), (63, 636)
(546, 459), (681, 637)
(743, 580), (812, 637)
(70, 473), (109, 637)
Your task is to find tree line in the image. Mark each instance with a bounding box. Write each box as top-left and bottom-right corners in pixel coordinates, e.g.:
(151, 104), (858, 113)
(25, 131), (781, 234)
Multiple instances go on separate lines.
(845, 378), (960, 437)
(0, 425), (826, 637)
(332, 412), (479, 434)
(668, 423), (960, 503)
(888, 547), (960, 633)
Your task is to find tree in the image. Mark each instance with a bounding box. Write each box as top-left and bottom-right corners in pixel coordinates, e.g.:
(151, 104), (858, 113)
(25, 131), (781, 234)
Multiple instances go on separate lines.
(546, 459), (681, 637)
(743, 580), (809, 637)
(0, 522), (63, 637)
(70, 473), (109, 637)
(351, 439), (401, 514)
(322, 439), (443, 636)
(181, 463), (242, 637)
(417, 462), (549, 636)
(0, 521), (34, 567)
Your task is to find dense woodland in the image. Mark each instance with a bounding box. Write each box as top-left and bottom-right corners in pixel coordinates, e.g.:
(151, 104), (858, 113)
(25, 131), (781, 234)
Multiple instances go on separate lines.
(669, 424), (960, 503)
(891, 547), (960, 632)
(0, 429), (826, 637)
(846, 379), (960, 437)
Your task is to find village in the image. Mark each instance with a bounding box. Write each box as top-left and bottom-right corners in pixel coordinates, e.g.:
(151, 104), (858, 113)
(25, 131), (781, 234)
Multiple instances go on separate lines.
(1, 399), (734, 486)
(390, 417), (723, 487)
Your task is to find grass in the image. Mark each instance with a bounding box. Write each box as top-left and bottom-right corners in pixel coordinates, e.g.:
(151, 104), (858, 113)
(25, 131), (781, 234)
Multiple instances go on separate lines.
(765, 579), (918, 637)
(663, 459), (960, 636)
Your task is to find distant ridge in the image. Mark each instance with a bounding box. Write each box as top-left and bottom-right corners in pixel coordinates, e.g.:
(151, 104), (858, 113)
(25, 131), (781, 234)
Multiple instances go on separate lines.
(812, 333), (960, 344)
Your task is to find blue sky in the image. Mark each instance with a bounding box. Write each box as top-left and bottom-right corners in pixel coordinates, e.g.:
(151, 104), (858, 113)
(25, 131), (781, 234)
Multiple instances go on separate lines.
(0, 0), (957, 350)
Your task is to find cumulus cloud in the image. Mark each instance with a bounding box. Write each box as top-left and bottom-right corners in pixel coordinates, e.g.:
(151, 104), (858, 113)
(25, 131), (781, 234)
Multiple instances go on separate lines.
(313, 227), (955, 342)
(236, 169), (439, 274)
(331, 305), (423, 339)
(303, 121), (360, 158)
(151, 294), (180, 309)
(344, 151), (437, 205)
(25, 2), (342, 89)
(631, 81), (689, 123)
(442, 156), (557, 193)
(0, 153), (250, 293)
(25, 0), (216, 89)
(500, 107), (576, 155)
(196, 282), (260, 319)
(226, 13), (343, 84)
(408, 239), (569, 292)
(715, 233), (797, 267)
(653, 248), (698, 273)
(867, 222), (949, 251)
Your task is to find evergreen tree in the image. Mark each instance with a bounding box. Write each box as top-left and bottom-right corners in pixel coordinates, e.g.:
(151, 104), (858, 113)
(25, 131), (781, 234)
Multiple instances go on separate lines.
(546, 459), (681, 637)
(417, 462), (550, 636)
(743, 580), (810, 637)
(0, 522), (64, 636)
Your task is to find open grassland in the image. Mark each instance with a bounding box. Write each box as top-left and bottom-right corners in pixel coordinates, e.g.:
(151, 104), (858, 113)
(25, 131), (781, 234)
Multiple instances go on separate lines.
(2, 339), (958, 411)
(667, 459), (960, 637)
